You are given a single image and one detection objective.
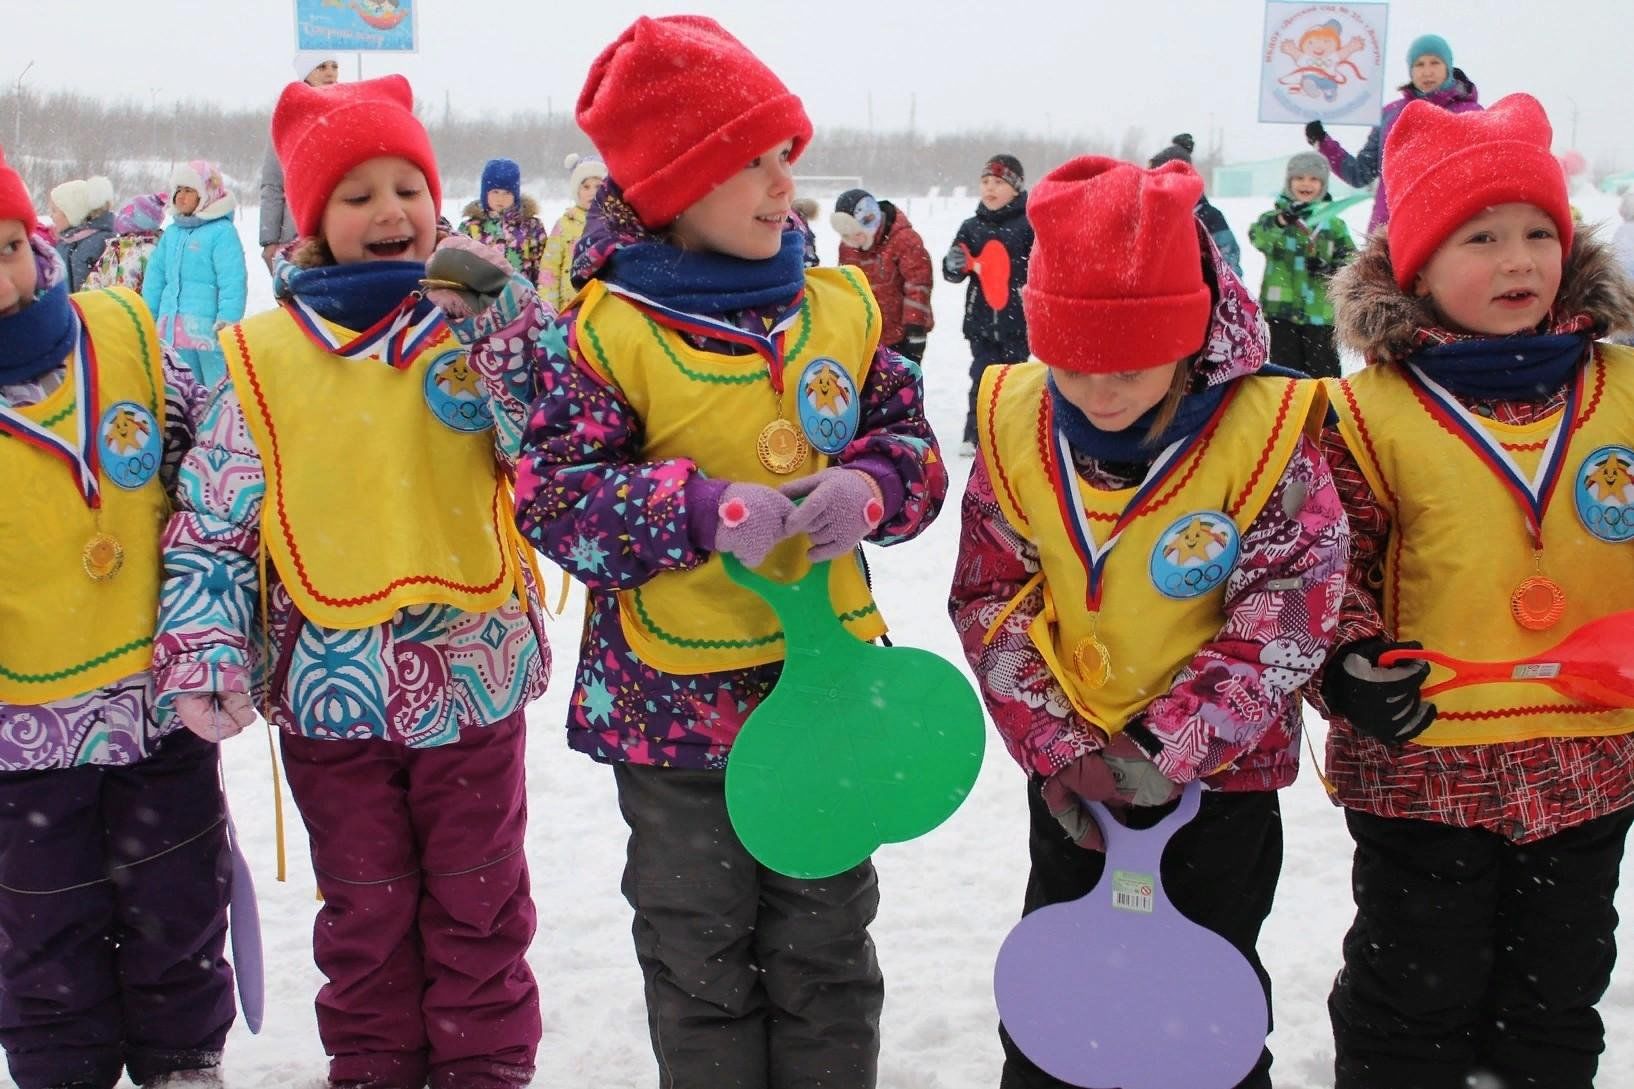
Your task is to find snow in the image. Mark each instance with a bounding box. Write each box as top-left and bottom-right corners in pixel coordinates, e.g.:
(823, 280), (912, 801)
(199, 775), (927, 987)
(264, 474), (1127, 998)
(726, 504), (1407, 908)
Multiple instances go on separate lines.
(29, 187), (1634, 1089)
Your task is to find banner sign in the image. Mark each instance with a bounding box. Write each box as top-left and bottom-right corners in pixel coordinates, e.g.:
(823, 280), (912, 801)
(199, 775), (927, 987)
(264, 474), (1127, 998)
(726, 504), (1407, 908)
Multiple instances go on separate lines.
(294, 0), (417, 53)
(1260, 2), (1388, 125)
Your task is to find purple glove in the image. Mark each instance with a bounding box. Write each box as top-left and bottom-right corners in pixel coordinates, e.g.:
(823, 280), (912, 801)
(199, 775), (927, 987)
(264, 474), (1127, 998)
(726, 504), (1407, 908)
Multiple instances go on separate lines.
(780, 468), (886, 562)
(712, 482), (795, 568)
(422, 234), (513, 319)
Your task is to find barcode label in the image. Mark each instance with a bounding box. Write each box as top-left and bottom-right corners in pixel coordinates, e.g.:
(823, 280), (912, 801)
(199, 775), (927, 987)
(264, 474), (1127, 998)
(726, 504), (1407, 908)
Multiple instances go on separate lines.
(1111, 869), (1155, 914)
(1511, 662), (1562, 680)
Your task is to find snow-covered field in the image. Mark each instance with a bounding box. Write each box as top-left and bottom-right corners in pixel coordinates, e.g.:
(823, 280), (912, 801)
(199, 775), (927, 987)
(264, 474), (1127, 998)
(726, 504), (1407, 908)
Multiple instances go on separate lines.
(33, 186), (1634, 1089)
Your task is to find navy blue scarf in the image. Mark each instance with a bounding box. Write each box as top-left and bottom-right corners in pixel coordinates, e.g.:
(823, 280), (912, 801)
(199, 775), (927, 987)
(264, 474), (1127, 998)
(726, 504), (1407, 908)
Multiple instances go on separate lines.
(0, 279), (76, 386)
(286, 261), (434, 330)
(602, 229), (807, 313)
(1411, 333), (1590, 400)
(1047, 373), (1232, 464)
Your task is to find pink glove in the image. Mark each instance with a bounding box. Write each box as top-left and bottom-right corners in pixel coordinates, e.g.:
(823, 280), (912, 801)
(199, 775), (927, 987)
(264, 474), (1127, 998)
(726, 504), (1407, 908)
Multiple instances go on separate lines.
(779, 468), (886, 562)
(714, 482), (796, 568)
(173, 692), (257, 743)
(1041, 754), (1124, 852)
(422, 234), (513, 319)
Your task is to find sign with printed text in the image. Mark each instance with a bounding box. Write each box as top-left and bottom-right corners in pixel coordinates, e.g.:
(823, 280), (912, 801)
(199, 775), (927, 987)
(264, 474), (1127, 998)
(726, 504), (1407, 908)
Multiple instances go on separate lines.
(1259, 2), (1388, 126)
(294, 0), (417, 53)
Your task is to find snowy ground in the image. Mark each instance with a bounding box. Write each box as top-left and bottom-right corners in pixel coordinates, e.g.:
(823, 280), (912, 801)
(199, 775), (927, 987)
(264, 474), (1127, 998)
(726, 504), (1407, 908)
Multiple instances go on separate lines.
(27, 187), (1634, 1089)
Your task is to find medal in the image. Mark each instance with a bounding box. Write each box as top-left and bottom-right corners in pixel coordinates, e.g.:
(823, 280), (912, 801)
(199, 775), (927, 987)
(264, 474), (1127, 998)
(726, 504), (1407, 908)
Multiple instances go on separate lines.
(1072, 632), (1113, 689)
(1511, 573), (1566, 631)
(82, 532), (124, 581)
(757, 419), (809, 475)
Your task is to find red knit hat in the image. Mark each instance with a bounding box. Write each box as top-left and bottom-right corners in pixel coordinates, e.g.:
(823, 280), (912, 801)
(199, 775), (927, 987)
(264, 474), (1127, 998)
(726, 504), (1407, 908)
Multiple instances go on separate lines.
(0, 145), (34, 226)
(272, 74), (441, 239)
(1023, 156), (1213, 374)
(576, 15), (813, 230)
(1385, 93), (1572, 290)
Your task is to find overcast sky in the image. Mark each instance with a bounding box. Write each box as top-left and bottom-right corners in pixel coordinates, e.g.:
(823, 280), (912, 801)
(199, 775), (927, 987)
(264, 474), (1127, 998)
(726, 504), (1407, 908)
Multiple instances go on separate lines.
(8, 0), (1632, 168)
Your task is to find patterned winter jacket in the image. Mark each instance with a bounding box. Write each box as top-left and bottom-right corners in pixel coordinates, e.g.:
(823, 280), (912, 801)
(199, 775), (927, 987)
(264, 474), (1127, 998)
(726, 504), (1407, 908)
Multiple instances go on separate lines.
(943, 193), (1033, 347)
(55, 211), (115, 293)
(0, 238), (204, 770)
(516, 185), (947, 770)
(1248, 194), (1356, 326)
(837, 201), (934, 349)
(1313, 232), (1634, 843)
(539, 204), (584, 313)
(151, 268), (550, 747)
(949, 237), (1349, 792)
(84, 232), (161, 294)
(460, 197), (549, 289)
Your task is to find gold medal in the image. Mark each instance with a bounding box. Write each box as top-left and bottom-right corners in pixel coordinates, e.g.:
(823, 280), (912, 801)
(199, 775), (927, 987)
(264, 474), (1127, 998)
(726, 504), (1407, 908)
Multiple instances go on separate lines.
(1511, 574), (1566, 631)
(756, 419), (809, 476)
(82, 532), (124, 581)
(1072, 633), (1113, 689)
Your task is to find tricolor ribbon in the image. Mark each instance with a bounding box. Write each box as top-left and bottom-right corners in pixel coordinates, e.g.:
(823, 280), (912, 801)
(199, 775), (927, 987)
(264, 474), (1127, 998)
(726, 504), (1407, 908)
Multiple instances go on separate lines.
(602, 282), (805, 391)
(284, 293), (447, 371)
(0, 306), (101, 508)
(1406, 362), (1585, 547)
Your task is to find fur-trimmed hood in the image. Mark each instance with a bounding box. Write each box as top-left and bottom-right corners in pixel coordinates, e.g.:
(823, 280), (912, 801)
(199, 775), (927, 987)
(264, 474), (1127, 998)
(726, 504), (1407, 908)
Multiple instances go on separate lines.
(1330, 230), (1634, 364)
(461, 195), (539, 221)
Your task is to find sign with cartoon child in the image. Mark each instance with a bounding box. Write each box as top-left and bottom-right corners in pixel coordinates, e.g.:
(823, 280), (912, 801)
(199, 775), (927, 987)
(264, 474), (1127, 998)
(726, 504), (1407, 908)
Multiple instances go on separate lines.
(1259, 2), (1388, 126)
(294, 0), (417, 53)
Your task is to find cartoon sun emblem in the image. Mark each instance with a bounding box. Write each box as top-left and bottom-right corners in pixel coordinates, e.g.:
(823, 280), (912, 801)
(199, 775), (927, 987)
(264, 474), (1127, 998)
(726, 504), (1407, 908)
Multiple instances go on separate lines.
(1162, 516), (1229, 566)
(1586, 451), (1633, 503)
(435, 356), (481, 399)
(103, 406), (152, 454)
(804, 363), (851, 415)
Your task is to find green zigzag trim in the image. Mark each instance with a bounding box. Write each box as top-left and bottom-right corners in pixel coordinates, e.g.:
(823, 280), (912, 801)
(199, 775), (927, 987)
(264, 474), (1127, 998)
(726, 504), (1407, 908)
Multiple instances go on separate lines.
(0, 635), (152, 685)
(630, 587), (879, 650)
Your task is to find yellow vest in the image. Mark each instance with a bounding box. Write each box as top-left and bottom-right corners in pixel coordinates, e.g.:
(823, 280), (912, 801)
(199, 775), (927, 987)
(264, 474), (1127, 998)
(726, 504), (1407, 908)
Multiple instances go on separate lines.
(1329, 348), (1634, 743)
(979, 362), (1323, 733)
(0, 288), (167, 703)
(574, 268), (888, 674)
(220, 307), (517, 630)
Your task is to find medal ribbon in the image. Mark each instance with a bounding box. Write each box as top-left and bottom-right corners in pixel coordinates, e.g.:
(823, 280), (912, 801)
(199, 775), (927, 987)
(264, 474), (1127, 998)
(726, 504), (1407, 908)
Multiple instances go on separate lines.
(0, 306), (101, 508)
(1044, 391), (1226, 611)
(284, 293), (447, 371)
(1407, 363), (1585, 547)
(602, 282), (806, 392)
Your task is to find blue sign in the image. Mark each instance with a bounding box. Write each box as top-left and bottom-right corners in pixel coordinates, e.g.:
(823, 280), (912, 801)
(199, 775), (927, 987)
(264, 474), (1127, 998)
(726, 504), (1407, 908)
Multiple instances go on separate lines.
(295, 0), (417, 53)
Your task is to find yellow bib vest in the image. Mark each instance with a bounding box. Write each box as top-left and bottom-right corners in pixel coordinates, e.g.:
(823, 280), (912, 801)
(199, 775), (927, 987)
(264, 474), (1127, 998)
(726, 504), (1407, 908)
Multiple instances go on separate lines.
(978, 362), (1323, 733)
(1329, 348), (1634, 744)
(573, 267), (888, 674)
(0, 288), (167, 703)
(220, 307), (517, 630)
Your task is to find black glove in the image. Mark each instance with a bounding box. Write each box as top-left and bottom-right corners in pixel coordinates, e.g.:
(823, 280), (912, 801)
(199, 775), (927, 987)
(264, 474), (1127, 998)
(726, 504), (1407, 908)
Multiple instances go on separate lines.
(1321, 637), (1437, 746)
(1305, 120), (1328, 146)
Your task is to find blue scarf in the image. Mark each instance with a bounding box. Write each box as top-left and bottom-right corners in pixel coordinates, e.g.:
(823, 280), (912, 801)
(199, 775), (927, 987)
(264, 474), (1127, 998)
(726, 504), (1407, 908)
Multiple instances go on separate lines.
(285, 261), (434, 331)
(0, 279), (76, 386)
(1047, 373), (1232, 464)
(602, 229), (807, 313)
(1410, 333), (1590, 400)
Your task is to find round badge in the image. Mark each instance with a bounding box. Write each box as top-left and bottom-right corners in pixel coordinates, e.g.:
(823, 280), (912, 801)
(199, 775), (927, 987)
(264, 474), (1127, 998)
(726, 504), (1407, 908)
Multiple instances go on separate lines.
(1148, 511), (1240, 600)
(1574, 444), (1634, 543)
(97, 401), (162, 490)
(423, 350), (494, 433)
(795, 357), (860, 456)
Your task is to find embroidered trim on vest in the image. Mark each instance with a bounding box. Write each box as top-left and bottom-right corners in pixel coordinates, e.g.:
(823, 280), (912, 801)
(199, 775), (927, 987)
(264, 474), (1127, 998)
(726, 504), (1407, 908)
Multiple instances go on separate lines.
(0, 635), (152, 686)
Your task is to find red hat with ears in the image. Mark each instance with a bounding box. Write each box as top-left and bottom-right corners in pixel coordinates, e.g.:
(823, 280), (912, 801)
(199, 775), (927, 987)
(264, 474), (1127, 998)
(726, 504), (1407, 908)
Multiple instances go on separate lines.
(0, 145), (32, 226)
(1023, 156), (1213, 374)
(576, 15), (812, 230)
(272, 74), (441, 238)
(1384, 92), (1573, 290)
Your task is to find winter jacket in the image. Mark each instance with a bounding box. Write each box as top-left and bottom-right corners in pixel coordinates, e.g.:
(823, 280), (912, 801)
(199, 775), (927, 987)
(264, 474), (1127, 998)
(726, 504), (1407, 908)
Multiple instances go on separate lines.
(1248, 193), (1356, 325)
(1319, 70), (1483, 233)
(85, 232), (161, 294)
(837, 201), (935, 348)
(142, 197), (247, 354)
(516, 184), (948, 771)
(258, 140), (296, 248)
(539, 205), (585, 312)
(1196, 196), (1243, 278)
(950, 226), (1348, 792)
(943, 193), (1033, 347)
(55, 211), (115, 293)
(459, 197), (549, 288)
(1313, 230), (1634, 843)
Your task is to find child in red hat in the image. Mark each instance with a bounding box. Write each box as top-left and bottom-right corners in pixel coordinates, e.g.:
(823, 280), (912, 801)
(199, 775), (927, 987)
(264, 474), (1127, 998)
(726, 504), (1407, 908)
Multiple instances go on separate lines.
(949, 155), (1349, 1089)
(1314, 92), (1634, 1089)
(509, 14), (945, 1087)
(0, 144), (237, 1089)
(150, 75), (553, 1089)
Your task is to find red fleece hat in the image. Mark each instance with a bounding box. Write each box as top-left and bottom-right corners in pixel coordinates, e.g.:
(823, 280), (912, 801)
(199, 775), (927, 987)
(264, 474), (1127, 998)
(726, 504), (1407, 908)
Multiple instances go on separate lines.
(272, 74), (441, 238)
(1385, 92), (1572, 290)
(1023, 156), (1213, 373)
(0, 144), (33, 226)
(576, 15), (813, 230)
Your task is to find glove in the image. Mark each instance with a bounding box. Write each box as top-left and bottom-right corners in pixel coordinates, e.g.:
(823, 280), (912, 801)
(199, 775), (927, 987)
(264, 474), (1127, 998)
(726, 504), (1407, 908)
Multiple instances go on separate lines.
(1321, 636), (1437, 745)
(1305, 120), (1328, 146)
(780, 468), (886, 562)
(422, 234), (514, 319)
(903, 324), (927, 347)
(173, 691), (257, 743)
(1100, 731), (1181, 808)
(944, 245), (969, 277)
(712, 482), (796, 568)
(1040, 734), (1179, 851)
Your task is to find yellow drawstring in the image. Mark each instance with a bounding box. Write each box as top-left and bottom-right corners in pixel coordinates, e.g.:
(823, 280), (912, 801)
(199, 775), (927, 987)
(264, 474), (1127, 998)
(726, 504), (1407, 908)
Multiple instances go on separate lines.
(983, 571), (1047, 646)
(257, 546), (289, 882)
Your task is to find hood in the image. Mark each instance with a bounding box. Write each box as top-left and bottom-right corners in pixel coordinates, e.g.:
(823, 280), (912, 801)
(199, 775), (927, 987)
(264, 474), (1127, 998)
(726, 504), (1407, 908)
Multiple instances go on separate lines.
(1329, 230), (1634, 364)
(1192, 220), (1270, 386)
